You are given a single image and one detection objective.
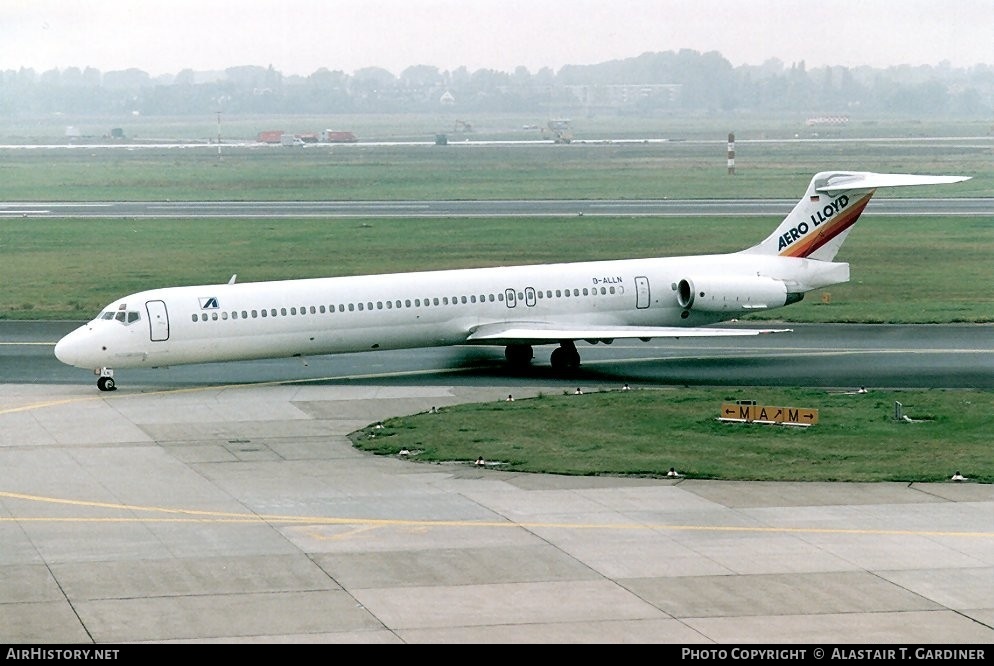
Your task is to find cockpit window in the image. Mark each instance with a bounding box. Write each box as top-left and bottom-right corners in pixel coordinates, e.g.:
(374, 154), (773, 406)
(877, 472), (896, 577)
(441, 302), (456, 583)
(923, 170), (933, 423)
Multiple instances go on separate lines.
(101, 309), (141, 325)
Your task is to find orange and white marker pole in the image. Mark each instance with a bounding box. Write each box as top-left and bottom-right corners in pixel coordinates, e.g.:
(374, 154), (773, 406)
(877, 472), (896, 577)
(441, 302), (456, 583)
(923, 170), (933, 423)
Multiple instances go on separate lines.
(727, 132), (735, 175)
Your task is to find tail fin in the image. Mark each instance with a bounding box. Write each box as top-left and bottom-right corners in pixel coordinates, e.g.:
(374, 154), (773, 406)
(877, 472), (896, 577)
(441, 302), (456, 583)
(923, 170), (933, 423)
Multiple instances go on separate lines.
(742, 171), (970, 261)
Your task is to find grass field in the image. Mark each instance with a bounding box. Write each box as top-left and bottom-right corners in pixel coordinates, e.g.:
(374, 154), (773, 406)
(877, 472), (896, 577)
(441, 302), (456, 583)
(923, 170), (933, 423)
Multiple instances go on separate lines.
(1, 133), (992, 322)
(352, 387), (994, 484)
(2, 213), (991, 322)
(3, 115), (992, 482)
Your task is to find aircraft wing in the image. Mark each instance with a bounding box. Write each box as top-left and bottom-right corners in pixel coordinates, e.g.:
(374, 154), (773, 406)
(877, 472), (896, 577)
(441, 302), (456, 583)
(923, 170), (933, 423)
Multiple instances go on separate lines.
(465, 322), (791, 345)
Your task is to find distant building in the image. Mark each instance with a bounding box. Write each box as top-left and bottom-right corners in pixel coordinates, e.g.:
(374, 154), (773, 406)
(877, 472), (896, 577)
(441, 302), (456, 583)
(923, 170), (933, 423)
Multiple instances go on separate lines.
(806, 116), (849, 127)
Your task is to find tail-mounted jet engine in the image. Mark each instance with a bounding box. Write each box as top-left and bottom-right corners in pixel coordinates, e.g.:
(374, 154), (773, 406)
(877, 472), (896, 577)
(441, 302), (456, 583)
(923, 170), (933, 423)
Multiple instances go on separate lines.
(677, 276), (800, 313)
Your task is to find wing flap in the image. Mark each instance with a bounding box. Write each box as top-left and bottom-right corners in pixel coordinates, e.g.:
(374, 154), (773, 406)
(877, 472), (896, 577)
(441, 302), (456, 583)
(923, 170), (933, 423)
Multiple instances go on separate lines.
(466, 322), (791, 345)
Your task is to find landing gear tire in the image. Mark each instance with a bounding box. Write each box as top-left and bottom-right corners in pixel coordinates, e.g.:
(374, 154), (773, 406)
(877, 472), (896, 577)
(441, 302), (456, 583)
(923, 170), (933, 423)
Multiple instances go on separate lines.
(97, 376), (116, 392)
(504, 344), (534, 367)
(550, 342), (581, 373)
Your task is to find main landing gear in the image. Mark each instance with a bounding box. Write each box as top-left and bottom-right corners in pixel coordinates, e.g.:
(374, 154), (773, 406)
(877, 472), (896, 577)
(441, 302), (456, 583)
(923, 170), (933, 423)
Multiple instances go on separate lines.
(96, 368), (117, 391)
(504, 341), (581, 373)
(549, 341), (581, 372)
(504, 344), (534, 367)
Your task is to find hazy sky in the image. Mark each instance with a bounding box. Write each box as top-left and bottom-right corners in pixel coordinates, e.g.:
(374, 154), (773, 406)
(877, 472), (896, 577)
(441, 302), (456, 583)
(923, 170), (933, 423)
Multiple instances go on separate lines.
(3, 0), (993, 77)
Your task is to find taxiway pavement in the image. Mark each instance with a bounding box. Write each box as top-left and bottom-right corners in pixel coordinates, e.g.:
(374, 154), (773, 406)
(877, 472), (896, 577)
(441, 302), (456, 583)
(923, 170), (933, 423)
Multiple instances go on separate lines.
(2, 381), (992, 644)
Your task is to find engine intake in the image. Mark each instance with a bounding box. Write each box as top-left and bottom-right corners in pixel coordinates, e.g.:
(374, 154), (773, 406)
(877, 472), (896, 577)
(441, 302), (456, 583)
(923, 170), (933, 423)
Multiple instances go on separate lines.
(677, 276), (791, 313)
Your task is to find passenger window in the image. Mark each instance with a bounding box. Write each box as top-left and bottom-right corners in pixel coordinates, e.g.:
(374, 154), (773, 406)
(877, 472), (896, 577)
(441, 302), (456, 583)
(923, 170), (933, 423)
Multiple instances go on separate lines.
(261, 310), (268, 317)
(191, 314), (197, 322)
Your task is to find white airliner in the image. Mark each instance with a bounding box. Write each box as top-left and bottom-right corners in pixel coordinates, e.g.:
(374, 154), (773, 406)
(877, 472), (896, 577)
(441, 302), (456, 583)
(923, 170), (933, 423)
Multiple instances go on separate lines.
(55, 171), (969, 391)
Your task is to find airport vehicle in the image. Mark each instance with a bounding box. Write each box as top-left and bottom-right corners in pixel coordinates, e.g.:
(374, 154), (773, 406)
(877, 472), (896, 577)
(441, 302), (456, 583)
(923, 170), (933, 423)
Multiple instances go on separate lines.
(54, 171), (969, 390)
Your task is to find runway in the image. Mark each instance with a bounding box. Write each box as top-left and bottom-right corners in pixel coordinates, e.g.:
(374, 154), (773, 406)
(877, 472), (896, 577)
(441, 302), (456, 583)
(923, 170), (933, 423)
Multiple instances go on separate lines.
(1, 322), (993, 643)
(2, 198), (992, 219)
(5, 321), (994, 391)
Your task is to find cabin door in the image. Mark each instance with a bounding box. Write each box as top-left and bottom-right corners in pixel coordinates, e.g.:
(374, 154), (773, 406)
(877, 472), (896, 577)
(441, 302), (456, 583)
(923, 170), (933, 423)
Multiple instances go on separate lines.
(146, 300), (170, 342)
(635, 276), (650, 309)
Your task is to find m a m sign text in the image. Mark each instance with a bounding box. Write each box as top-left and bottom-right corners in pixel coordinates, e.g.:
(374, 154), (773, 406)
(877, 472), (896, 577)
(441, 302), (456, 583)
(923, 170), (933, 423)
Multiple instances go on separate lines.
(720, 403), (819, 426)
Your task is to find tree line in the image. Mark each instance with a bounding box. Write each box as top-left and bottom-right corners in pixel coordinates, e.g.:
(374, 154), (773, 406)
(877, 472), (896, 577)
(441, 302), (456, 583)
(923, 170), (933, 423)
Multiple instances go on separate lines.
(2, 49), (992, 118)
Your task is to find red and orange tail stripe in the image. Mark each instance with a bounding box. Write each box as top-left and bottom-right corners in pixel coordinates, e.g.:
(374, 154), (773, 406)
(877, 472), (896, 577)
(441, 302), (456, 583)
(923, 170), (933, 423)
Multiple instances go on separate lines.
(780, 194), (872, 258)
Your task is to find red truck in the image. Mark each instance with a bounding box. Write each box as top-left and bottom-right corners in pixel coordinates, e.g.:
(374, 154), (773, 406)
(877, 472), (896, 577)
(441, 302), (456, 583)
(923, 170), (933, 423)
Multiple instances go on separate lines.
(320, 130), (358, 143)
(257, 130), (284, 144)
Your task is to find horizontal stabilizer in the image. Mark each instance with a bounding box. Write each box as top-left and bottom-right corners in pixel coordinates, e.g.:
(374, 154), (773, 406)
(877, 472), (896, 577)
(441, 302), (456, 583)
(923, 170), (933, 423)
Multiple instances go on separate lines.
(744, 170), (971, 261)
(467, 322), (791, 345)
(816, 172), (971, 192)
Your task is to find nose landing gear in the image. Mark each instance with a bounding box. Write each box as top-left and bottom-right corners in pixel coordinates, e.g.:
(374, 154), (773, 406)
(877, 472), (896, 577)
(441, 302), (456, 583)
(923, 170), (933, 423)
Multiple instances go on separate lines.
(96, 368), (117, 391)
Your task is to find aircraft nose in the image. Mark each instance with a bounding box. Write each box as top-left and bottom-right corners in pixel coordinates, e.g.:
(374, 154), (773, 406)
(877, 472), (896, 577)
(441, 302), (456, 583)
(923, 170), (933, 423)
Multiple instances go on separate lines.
(54, 326), (93, 368)
(54, 332), (77, 366)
